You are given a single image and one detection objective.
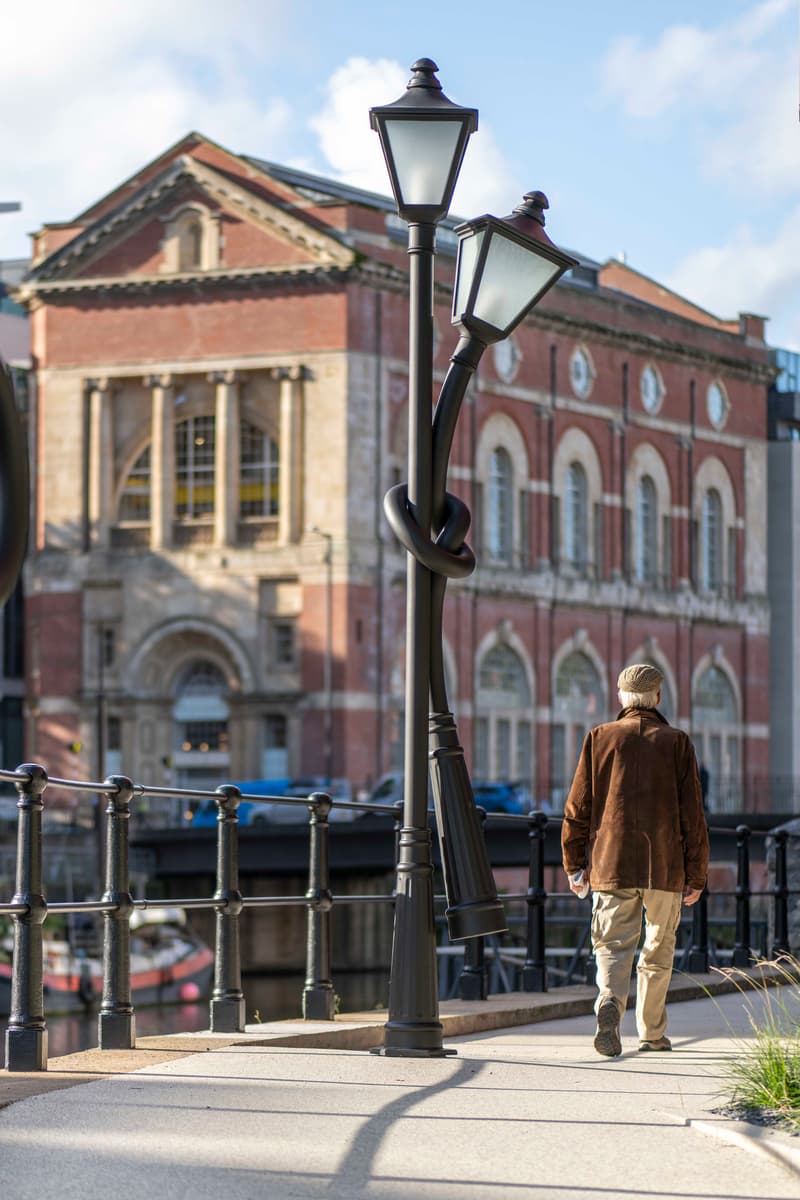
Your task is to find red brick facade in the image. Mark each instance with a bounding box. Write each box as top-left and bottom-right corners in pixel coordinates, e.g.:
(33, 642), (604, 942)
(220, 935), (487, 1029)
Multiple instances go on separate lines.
(17, 134), (774, 813)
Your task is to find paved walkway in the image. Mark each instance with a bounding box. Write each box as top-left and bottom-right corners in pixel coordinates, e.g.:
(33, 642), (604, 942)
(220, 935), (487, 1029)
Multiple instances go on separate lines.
(0, 987), (799, 1199)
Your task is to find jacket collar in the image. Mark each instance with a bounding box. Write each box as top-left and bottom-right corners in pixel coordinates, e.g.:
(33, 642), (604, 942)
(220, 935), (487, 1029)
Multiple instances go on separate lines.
(616, 706), (669, 726)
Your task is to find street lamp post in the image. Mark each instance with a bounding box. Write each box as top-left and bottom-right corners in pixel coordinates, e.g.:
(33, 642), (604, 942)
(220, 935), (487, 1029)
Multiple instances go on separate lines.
(371, 60), (577, 1057)
(311, 527), (334, 786)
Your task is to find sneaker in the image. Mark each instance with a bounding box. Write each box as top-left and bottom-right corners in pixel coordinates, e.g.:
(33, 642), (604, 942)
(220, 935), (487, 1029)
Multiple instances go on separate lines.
(638, 1036), (672, 1052)
(594, 999), (622, 1057)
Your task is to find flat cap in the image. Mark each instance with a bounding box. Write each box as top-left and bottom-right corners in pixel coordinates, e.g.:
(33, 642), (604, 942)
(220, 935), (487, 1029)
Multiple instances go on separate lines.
(617, 663), (663, 693)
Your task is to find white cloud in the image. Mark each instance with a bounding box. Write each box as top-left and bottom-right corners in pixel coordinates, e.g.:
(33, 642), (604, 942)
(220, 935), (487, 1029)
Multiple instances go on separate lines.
(664, 204), (800, 350)
(0, 0), (293, 259)
(601, 0), (792, 118)
(309, 56), (522, 219)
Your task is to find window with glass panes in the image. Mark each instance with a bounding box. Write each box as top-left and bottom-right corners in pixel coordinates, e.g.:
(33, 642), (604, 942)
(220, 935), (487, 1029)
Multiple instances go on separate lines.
(240, 421), (279, 518)
(552, 651), (603, 809)
(701, 488), (723, 592)
(692, 664), (740, 812)
(119, 446), (151, 522)
(176, 416), (216, 518)
(475, 644), (533, 787)
(487, 447), (513, 561)
(635, 475), (658, 584)
(565, 461), (588, 568)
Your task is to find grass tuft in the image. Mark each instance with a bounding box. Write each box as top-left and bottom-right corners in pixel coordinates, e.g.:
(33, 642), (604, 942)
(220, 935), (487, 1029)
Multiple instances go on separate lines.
(712, 954), (800, 1132)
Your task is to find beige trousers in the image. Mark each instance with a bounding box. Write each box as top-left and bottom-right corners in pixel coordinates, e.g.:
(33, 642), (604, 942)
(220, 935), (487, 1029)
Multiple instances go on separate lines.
(591, 888), (683, 1042)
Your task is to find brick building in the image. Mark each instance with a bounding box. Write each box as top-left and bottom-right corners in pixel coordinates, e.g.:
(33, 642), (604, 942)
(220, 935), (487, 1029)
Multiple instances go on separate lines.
(15, 133), (774, 813)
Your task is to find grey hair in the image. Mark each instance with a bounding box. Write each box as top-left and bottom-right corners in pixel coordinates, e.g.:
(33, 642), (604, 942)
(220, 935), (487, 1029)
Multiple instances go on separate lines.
(619, 688), (660, 710)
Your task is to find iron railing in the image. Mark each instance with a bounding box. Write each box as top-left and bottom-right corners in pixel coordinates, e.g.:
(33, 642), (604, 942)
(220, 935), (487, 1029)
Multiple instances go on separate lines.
(0, 761), (795, 1071)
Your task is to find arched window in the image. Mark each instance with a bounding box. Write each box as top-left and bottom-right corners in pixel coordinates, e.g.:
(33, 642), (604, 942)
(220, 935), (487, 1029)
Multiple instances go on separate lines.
(179, 218), (204, 271)
(693, 664), (740, 812)
(474, 643), (533, 788)
(552, 650), (604, 809)
(240, 421), (280, 518)
(118, 446), (151, 522)
(565, 461), (588, 569)
(701, 488), (723, 593)
(176, 415), (216, 519)
(487, 447), (513, 561)
(635, 474), (658, 584)
(172, 659), (230, 792)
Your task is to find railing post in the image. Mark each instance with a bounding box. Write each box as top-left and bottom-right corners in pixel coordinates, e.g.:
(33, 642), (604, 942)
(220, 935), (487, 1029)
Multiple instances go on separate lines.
(303, 792), (335, 1020)
(771, 829), (790, 957)
(522, 810), (548, 992)
(687, 886), (710, 973)
(732, 824), (752, 968)
(5, 764), (49, 1072)
(99, 775), (136, 1049)
(457, 806), (488, 1000)
(458, 932), (487, 1000)
(210, 784), (245, 1032)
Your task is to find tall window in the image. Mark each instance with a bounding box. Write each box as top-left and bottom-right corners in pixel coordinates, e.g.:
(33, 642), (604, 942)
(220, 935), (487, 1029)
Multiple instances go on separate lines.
(552, 651), (603, 809)
(692, 665), (739, 812)
(701, 488), (723, 593)
(118, 446), (151, 522)
(263, 714), (289, 778)
(565, 461), (588, 569)
(475, 643), (533, 786)
(240, 421), (280, 518)
(176, 416), (216, 519)
(635, 474), (658, 584)
(179, 219), (204, 271)
(487, 447), (513, 561)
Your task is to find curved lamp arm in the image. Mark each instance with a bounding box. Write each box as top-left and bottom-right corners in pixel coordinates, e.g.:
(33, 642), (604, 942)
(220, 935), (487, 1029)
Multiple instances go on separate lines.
(0, 360), (29, 608)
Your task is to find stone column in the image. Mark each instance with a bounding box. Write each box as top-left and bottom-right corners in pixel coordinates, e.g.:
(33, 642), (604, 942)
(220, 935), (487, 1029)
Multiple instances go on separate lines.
(146, 374), (174, 551)
(87, 378), (114, 549)
(273, 366), (306, 545)
(210, 370), (240, 548)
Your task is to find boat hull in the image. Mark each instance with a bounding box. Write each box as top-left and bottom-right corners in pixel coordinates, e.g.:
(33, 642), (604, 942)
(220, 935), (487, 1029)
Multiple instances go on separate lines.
(0, 944), (214, 1017)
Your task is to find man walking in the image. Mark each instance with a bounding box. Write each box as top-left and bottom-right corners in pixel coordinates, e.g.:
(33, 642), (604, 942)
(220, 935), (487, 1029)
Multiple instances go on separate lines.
(561, 663), (709, 1057)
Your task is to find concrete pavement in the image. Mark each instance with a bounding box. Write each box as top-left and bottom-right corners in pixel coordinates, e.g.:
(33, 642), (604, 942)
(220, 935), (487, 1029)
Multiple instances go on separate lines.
(1, 986), (799, 1199)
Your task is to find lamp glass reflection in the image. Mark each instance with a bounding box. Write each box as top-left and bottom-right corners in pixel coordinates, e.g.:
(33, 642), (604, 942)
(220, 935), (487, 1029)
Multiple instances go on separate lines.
(452, 229), (484, 316)
(473, 231), (562, 333)
(381, 118), (464, 209)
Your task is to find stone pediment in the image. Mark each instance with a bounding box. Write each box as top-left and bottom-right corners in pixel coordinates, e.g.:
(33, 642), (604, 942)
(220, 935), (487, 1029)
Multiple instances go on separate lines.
(23, 150), (355, 292)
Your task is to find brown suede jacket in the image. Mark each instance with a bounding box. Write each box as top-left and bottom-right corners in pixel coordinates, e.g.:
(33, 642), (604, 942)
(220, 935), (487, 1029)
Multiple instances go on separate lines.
(561, 707), (709, 892)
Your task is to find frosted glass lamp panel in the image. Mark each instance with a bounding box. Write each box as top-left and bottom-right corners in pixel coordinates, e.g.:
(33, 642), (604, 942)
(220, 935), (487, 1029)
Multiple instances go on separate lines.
(384, 120), (463, 208)
(472, 233), (560, 333)
(453, 230), (484, 318)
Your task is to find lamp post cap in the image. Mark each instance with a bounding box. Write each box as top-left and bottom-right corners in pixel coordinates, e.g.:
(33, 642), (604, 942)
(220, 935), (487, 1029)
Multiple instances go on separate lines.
(512, 192), (550, 226)
(407, 58), (442, 90)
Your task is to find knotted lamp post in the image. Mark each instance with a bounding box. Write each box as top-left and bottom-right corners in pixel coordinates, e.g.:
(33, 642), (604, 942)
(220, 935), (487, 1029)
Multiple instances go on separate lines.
(371, 60), (576, 1057)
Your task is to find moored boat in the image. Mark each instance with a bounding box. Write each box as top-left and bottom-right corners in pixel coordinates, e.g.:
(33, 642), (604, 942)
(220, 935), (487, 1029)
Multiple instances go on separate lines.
(0, 906), (214, 1016)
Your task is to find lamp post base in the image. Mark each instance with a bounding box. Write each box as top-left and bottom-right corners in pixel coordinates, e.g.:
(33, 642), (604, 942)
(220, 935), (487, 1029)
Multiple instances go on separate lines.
(371, 1021), (456, 1057)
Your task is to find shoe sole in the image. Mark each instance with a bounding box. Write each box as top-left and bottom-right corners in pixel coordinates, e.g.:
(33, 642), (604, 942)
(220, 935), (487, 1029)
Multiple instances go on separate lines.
(594, 1003), (621, 1057)
(638, 1041), (672, 1052)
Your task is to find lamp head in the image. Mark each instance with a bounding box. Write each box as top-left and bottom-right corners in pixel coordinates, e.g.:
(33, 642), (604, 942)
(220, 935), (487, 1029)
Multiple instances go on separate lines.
(452, 191), (579, 344)
(370, 59), (478, 224)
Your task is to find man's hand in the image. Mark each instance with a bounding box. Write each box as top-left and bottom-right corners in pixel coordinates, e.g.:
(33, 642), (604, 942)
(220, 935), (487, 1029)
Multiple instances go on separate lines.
(567, 870), (590, 896)
(683, 887), (703, 906)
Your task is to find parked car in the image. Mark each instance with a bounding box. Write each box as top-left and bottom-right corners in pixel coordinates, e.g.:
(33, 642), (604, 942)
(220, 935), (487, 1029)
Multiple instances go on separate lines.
(189, 779), (290, 828)
(471, 781), (532, 815)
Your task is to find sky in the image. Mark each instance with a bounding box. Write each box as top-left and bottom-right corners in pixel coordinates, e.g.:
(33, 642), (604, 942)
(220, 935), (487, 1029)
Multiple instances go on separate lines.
(2, 0), (799, 348)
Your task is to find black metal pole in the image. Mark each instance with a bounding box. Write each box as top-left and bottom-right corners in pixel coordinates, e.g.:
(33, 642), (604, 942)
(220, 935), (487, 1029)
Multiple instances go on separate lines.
(522, 810), (548, 992)
(732, 823), (752, 968)
(94, 624), (107, 885)
(0, 361), (29, 610)
(210, 783), (245, 1032)
(99, 775), (135, 1049)
(377, 220), (447, 1057)
(771, 829), (790, 957)
(687, 887), (710, 973)
(303, 792), (335, 1020)
(5, 763), (49, 1071)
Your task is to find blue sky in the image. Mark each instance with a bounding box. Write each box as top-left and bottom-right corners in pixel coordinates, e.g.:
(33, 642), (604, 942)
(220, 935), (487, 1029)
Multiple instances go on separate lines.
(2, 0), (798, 347)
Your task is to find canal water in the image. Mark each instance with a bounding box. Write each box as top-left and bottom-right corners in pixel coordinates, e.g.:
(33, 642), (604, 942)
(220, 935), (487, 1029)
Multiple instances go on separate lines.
(0, 969), (390, 1068)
